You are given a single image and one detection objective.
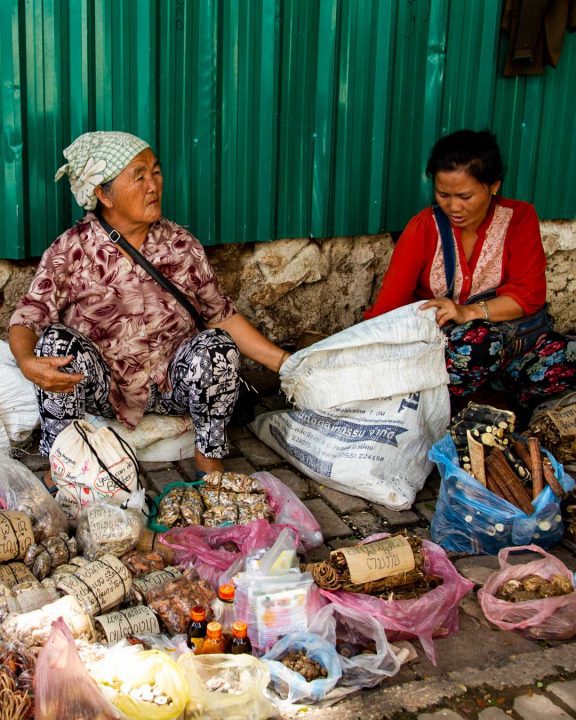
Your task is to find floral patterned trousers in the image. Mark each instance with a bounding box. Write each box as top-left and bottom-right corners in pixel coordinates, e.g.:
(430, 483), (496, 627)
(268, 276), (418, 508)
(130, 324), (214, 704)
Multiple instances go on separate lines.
(35, 324), (240, 457)
(445, 320), (576, 407)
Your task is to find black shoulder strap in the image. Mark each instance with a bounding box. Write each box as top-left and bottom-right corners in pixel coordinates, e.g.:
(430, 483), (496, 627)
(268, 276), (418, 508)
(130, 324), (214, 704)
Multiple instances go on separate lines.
(432, 204), (456, 299)
(96, 214), (206, 331)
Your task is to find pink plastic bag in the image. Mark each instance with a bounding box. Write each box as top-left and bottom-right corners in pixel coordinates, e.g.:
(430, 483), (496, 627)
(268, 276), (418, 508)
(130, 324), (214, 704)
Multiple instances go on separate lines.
(478, 545), (576, 640)
(252, 471), (323, 550)
(35, 617), (119, 720)
(319, 534), (474, 665)
(161, 519), (298, 587)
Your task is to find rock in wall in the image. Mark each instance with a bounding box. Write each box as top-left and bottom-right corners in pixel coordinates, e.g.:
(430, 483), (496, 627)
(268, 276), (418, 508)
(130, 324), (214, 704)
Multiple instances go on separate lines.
(2, 222), (574, 347)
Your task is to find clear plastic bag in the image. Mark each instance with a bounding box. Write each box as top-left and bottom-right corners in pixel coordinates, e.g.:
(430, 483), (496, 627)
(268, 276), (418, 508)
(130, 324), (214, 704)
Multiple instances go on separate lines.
(318, 534), (473, 665)
(478, 544), (576, 640)
(178, 653), (276, 720)
(0, 455), (68, 542)
(161, 519), (298, 589)
(429, 434), (574, 554)
(262, 632), (342, 705)
(308, 602), (401, 688)
(233, 572), (316, 655)
(89, 644), (190, 720)
(76, 499), (144, 561)
(34, 617), (119, 720)
(251, 472), (323, 550)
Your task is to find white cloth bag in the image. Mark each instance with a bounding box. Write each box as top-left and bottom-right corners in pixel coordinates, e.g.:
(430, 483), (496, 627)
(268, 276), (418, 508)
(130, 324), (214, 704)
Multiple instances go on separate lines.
(0, 341), (40, 446)
(49, 420), (141, 523)
(251, 302), (451, 510)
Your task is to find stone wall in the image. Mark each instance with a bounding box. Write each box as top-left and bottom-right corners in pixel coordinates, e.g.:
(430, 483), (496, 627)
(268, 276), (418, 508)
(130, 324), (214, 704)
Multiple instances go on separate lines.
(1, 221), (575, 350)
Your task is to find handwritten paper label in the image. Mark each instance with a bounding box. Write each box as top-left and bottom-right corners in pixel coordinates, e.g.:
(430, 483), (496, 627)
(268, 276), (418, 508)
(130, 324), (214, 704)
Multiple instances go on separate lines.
(87, 505), (137, 544)
(132, 567), (182, 599)
(333, 536), (415, 584)
(0, 512), (34, 562)
(546, 405), (576, 437)
(57, 553), (132, 616)
(467, 430), (486, 486)
(95, 605), (160, 643)
(0, 563), (36, 587)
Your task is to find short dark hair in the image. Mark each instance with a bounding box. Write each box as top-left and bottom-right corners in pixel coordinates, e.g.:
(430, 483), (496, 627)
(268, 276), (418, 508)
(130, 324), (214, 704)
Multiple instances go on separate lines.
(425, 129), (504, 185)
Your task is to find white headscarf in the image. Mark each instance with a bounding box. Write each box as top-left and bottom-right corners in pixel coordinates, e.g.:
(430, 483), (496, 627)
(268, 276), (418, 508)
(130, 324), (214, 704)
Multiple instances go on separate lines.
(55, 131), (150, 210)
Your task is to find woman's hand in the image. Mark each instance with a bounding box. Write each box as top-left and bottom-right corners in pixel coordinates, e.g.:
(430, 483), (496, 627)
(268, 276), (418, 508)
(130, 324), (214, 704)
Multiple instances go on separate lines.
(9, 325), (84, 393)
(420, 298), (477, 327)
(19, 354), (85, 393)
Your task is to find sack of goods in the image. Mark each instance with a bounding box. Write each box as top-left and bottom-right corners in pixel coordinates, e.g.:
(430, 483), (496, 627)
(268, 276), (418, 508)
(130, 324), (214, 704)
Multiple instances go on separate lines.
(251, 302), (450, 510)
(49, 420), (142, 523)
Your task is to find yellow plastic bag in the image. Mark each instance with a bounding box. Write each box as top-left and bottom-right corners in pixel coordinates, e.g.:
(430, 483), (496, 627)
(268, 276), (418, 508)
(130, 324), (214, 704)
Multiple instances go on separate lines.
(178, 653), (275, 720)
(91, 645), (189, 720)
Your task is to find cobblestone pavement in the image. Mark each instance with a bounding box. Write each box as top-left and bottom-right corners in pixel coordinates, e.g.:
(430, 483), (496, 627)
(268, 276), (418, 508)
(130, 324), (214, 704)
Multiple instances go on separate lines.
(18, 394), (576, 720)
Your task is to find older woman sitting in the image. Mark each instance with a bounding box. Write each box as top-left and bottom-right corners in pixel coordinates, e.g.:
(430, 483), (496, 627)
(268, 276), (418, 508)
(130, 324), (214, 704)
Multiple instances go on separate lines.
(9, 131), (289, 480)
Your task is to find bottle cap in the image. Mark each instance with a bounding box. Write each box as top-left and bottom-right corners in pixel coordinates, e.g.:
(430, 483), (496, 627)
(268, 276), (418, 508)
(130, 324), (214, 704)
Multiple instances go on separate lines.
(232, 621), (248, 638)
(206, 621), (222, 638)
(218, 583), (235, 601)
(190, 605), (206, 622)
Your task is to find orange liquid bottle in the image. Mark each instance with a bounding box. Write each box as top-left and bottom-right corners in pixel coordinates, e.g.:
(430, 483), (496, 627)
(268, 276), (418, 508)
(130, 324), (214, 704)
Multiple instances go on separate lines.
(201, 621), (226, 654)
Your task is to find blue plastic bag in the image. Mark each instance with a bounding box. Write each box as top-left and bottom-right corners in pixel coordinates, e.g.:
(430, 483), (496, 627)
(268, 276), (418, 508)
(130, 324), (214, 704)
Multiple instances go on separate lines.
(429, 434), (574, 555)
(261, 632), (342, 705)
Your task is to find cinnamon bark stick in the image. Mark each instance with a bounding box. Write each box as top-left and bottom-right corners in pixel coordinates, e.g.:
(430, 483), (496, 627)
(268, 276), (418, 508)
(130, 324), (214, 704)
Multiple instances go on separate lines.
(486, 467), (517, 506)
(542, 457), (564, 497)
(527, 437), (544, 499)
(512, 439), (533, 470)
(486, 448), (534, 515)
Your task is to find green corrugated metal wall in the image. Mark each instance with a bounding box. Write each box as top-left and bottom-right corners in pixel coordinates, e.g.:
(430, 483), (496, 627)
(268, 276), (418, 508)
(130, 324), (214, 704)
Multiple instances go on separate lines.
(2, 0), (575, 259)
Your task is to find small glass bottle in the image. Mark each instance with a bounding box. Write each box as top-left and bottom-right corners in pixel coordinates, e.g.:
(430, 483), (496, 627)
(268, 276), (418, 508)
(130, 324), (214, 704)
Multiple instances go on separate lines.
(201, 621), (226, 654)
(213, 583), (236, 641)
(186, 605), (207, 653)
(229, 621), (253, 655)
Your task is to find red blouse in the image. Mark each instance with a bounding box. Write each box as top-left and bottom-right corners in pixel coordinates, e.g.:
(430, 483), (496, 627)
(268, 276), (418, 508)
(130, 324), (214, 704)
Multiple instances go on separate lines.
(364, 198), (546, 319)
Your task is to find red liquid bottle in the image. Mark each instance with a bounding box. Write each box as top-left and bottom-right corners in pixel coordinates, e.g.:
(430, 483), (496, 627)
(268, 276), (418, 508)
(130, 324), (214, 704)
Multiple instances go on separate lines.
(229, 621), (253, 655)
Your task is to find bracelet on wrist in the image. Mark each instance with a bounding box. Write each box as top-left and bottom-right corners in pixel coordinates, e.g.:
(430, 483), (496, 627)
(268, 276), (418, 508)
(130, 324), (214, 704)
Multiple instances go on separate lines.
(478, 301), (490, 321)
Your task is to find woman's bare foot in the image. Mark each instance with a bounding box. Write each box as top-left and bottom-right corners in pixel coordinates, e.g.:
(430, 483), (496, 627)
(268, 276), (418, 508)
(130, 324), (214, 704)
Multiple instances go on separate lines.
(194, 449), (225, 475)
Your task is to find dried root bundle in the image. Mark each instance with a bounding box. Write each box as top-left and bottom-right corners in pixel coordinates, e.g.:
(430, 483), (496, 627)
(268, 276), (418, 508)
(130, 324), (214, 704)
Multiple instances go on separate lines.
(496, 573), (573, 602)
(448, 402), (565, 510)
(303, 534), (443, 600)
(280, 649), (327, 682)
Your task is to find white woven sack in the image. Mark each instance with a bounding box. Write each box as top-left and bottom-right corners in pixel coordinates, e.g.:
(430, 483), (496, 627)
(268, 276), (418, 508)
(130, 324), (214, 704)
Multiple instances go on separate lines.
(49, 420), (140, 523)
(252, 302), (450, 510)
(0, 341), (39, 444)
(280, 302), (448, 410)
(86, 413), (195, 461)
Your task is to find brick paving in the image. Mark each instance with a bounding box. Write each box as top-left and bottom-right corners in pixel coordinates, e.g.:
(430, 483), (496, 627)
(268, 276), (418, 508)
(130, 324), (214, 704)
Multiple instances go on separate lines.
(15, 394), (576, 720)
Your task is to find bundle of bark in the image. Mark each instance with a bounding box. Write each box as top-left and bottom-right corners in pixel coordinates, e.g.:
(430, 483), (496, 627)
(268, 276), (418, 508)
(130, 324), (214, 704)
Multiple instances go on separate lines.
(450, 402), (565, 515)
(302, 534), (443, 600)
(530, 403), (576, 463)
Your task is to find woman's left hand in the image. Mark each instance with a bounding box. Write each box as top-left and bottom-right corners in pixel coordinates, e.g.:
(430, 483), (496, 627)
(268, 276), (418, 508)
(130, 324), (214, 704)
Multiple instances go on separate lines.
(420, 298), (475, 327)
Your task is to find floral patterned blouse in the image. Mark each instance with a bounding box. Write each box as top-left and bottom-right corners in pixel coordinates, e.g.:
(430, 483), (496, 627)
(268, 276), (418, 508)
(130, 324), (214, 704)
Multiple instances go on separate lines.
(10, 213), (236, 428)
